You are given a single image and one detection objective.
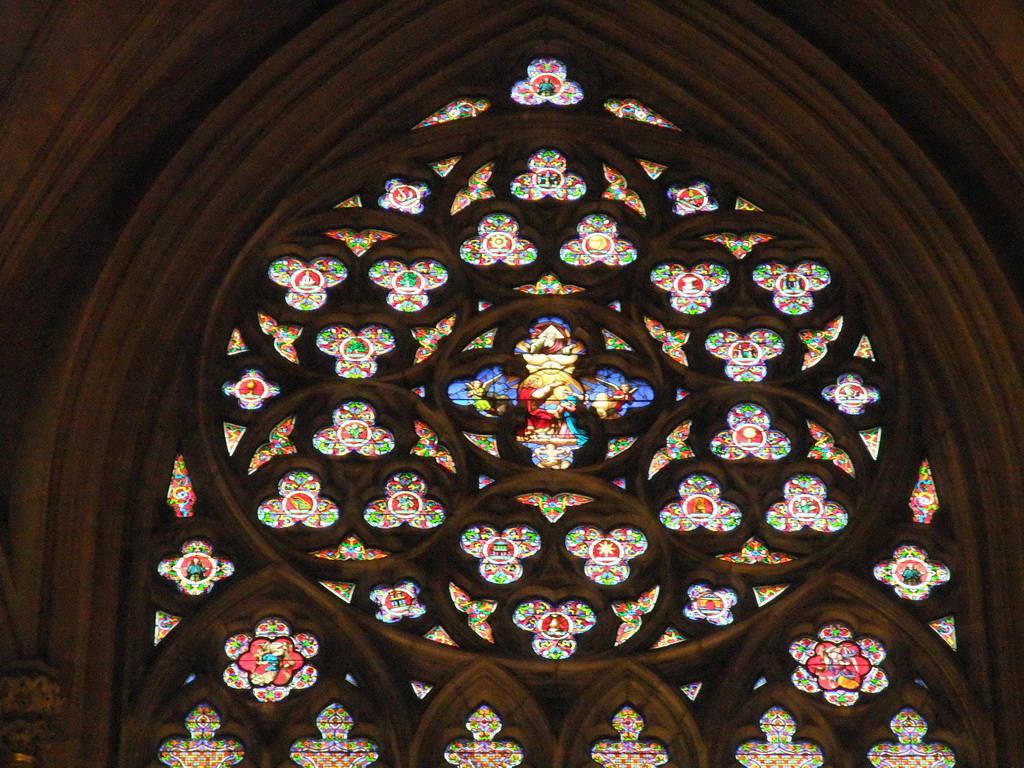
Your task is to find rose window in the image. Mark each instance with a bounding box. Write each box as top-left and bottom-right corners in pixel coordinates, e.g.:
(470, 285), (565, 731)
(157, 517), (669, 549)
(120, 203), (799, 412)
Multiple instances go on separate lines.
(146, 54), (971, 767)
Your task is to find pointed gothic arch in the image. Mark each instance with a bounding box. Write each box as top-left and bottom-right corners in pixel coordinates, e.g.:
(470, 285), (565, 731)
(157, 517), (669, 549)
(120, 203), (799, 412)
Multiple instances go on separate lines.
(3, 2), (1023, 766)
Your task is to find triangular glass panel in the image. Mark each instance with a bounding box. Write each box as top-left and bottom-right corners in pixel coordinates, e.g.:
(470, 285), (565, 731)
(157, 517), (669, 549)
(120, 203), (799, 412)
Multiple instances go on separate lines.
(319, 581), (355, 603)
(855, 334), (876, 360)
(424, 626), (459, 646)
(651, 627), (686, 648)
(680, 682), (702, 701)
(430, 156), (461, 176)
(223, 423), (245, 456)
(227, 328), (248, 355)
(411, 681), (434, 699)
(752, 584), (789, 607)
(860, 427), (882, 460)
(637, 159), (666, 179)
(929, 616), (957, 650)
(154, 610), (180, 645)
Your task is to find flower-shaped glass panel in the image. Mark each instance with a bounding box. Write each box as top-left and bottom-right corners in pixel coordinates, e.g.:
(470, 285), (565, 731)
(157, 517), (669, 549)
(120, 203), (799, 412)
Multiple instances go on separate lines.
(711, 403), (791, 460)
(460, 214), (537, 266)
(223, 618), (318, 702)
(313, 402), (394, 457)
(268, 257), (347, 310)
(364, 471), (445, 529)
(316, 324), (395, 378)
(667, 182), (718, 215)
(513, 598), (596, 659)
(559, 214), (636, 266)
(789, 622), (888, 706)
(766, 475), (847, 533)
(461, 525), (541, 584)
(650, 262), (729, 314)
(223, 369), (280, 410)
(258, 470), (339, 528)
(564, 526), (647, 585)
(158, 540), (235, 595)
(369, 580), (426, 623)
(705, 329), (784, 382)
(873, 545), (951, 600)
(368, 259), (447, 312)
(378, 179), (429, 214)
(752, 262), (831, 315)
(660, 474), (742, 531)
(683, 583), (737, 626)
(511, 58), (583, 105)
(511, 149), (586, 201)
(822, 373), (880, 415)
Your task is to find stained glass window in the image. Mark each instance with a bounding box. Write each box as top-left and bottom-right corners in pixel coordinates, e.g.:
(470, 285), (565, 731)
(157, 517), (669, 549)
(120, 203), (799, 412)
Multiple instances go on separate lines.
(142, 51), (972, 767)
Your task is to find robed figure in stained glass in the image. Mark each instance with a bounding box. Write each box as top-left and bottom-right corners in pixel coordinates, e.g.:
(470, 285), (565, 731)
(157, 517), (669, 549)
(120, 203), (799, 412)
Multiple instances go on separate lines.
(515, 318), (589, 468)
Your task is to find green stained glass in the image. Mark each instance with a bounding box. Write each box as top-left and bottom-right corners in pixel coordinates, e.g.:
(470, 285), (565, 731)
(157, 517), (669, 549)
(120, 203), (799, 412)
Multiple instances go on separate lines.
(591, 707), (667, 768)
(430, 156), (461, 176)
(248, 416), (298, 475)
(605, 436), (636, 458)
(424, 626), (458, 646)
(463, 329), (496, 350)
(602, 165), (646, 216)
(799, 315), (843, 370)
(154, 610), (180, 644)
(158, 704), (244, 767)
(167, 454), (196, 517)
(735, 707), (823, 768)
(222, 423), (244, 456)
(413, 97), (490, 129)
(515, 273), (583, 294)
(717, 537), (794, 564)
(312, 535), (389, 561)
(752, 584), (789, 607)
(451, 163), (495, 214)
(868, 709), (956, 767)
(636, 159), (666, 178)
(449, 582), (497, 642)
(445, 706), (521, 768)
(258, 311), (302, 364)
(601, 329), (632, 350)
(911, 460), (939, 523)
(807, 421), (855, 476)
(702, 232), (773, 259)
(323, 228), (396, 257)
(290, 704), (379, 768)
(227, 328), (247, 355)
(648, 421), (694, 478)
(319, 581), (355, 603)
(604, 99), (678, 130)
(860, 427), (882, 459)
(412, 314), (456, 363)
(651, 627), (686, 648)
(929, 616), (957, 650)
(611, 586), (659, 645)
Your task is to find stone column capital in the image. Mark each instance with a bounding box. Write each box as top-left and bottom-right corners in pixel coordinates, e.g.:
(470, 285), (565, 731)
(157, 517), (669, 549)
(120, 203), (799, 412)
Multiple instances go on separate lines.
(0, 663), (63, 768)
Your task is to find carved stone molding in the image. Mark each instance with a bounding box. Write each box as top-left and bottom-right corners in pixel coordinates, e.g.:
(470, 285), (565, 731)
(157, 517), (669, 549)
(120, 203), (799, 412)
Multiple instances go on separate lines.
(0, 664), (62, 767)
